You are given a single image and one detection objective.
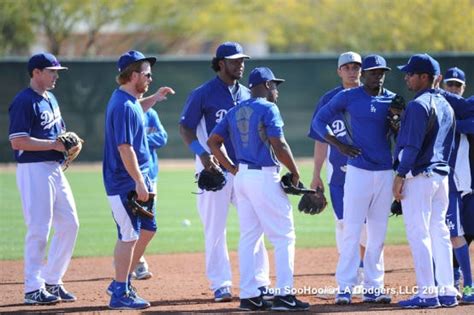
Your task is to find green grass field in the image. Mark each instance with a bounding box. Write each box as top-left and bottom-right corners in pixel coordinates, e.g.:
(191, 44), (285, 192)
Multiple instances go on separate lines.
(0, 162), (407, 260)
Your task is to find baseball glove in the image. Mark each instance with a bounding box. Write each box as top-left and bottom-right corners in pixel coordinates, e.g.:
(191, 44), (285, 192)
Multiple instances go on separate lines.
(280, 172), (316, 195)
(197, 168), (227, 192)
(298, 187), (327, 215)
(387, 95), (406, 134)
(127, 191), (155, 219)
(57, 131), (84, 171)
(390, 200), (402, 216)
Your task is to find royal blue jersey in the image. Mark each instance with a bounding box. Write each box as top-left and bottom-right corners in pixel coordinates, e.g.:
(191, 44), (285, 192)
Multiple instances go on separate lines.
(211, 97), (284, 167)
(308, 86), (349, 186)
(179, 76), (251, 162)
(103, 89), (150, 195)
(144, 108), (167, 183)
(8, 88), (65, 163)
(313, 86), (396, 171)
(394, 89), (455, 177)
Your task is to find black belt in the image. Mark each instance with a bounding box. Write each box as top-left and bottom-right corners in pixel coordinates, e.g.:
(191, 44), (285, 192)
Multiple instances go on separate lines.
(247, 164), (262, 170)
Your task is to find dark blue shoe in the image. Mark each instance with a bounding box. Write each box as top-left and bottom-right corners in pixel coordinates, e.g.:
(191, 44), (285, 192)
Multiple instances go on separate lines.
(363, 292), (391, 304)
(45, 283), (76, 302)
(271, 295), (310, 311)
(239, 296), (271, 311)
(439, 295), (458, 307)
(214, 286), (232, 302)
(109, 292), (150, 310)
(335, 292), (351, 305)
(24, 288), (60, 305)
(398, 296), (440, 308)
(258, 286), (274, 301)
(106, 280), (114, 296)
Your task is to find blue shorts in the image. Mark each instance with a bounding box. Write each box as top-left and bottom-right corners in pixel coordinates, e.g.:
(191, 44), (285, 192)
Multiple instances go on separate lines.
(108, 189), (157, 242)
(329, 183), (344, 220)
(446, 191), (464, 237)
(462, 193), (474, 235)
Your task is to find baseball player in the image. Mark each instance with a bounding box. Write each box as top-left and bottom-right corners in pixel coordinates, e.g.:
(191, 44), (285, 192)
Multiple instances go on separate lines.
(207, 67), (310, 311)
(179, 42), (271, 302)
(103, 50), (174, 310)
(8, 53), (79, 305)
(308, 52), (367, 286)
(313, 55), (396, 305)
(395, 54), (458, 308)
(132, 108), (168, 280)
(438, 67), (474, 303)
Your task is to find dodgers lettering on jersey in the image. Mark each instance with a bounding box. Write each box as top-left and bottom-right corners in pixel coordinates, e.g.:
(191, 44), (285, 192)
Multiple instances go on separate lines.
(8, 88), (65, 163)
(103, 89), (150, 195)
(308, 86), (349, 185)
(144, 108), (168, 183)
(211, 97), (284, 167)
(179, 76), (251, 162)
(313, 86), (395, 171)
(394, 89), (455, 177)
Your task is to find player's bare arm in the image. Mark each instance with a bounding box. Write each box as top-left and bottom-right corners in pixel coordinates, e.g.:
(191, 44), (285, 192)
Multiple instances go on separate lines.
(140, 87), (175, 112)
(207, 134), (237, 175)
(179, 124), (219, 170)
(269, 136), (300, 186)
(311, 140), (328, 191)
(117, 144), (149, 202)
(10, 135), (65, 152)
(324, 134), (361, 158)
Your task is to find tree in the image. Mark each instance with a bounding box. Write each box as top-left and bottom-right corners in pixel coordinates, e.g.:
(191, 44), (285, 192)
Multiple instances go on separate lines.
(0, 0), (35, 55)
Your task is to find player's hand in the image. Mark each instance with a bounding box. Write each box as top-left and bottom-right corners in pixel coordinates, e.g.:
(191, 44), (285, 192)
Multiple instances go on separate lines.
(336, 143), (362, 158)
(310, 176), (324, 192)
(392, 175), (404, 201)
(153, 87), (175, 102)
(291, 172), (300, 187)
(200, 153), (220, 172)
(52, 139), (66, 152)
(135, 179), (149, 202)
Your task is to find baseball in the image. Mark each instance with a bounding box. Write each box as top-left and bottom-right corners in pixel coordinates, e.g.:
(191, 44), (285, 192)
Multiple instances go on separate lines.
(182, 219), (191, 227)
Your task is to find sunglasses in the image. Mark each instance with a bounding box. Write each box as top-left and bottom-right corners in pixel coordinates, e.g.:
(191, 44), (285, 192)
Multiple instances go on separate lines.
(446, 81), (463, 88)
(135, 71), (152, 79)
(406, 72), (420, 77)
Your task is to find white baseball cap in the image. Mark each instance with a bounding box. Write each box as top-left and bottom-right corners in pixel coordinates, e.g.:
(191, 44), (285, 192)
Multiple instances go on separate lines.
(338, 51), (362, 68)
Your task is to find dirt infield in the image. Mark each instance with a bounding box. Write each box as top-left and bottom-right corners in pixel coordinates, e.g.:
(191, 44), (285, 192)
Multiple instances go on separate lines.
(1, 245), (473, 314)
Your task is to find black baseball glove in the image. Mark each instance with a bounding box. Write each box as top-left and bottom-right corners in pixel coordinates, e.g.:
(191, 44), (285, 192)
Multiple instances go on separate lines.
(298, 187), (327, 215)
(387, 95), (406, 134)
(390, 200), (402, 216)
(57, 131), (84, 171)
(197, 168), (227, 192)
(280, 172), (315, 195)
(127, 191), (155, 219)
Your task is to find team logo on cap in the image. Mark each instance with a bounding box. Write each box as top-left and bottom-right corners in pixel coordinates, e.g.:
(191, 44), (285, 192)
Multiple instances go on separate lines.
(453, 72), (458, 78)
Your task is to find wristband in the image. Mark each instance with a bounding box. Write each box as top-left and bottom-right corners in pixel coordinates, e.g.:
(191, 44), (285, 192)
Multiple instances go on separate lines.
(189, 140), (206, 156)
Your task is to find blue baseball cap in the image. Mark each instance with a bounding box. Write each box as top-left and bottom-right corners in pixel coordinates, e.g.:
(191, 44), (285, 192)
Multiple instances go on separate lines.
(397, 53), (440, 76)
(28, 53), (68, 73)
(117, 50), (156, 72)
(444, 67), (466, 84)
(216, 42), (250, 59)
(362, 54), (391, 71)
(248, 67), (285, 88)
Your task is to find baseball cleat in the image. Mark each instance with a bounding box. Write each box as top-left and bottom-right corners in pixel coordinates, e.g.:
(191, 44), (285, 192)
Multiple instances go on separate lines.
(335, 292), (351, 305)
(462, 286), (474, 304)
(109, 292), (150, 310)
(133, 261), (153, 280)
(258, 286), (274, 301)
(239, 296), (271, 311)
(271, 295), (310, 311)
(398, 296), (440, 308)
(106, 280), (114, 296)
(24, 288), (60, 305)
(362, 292), (391, 304)
(45, 284), (77, 302)
(214, 286), (232, 302)
(439, 295), (458, 307)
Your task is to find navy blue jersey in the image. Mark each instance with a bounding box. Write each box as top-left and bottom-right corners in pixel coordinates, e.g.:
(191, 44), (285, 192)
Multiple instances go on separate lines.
(211, 97), (284, 167)
(179, 76), (251, 162)
(394, 89), (455, 177)
(8, 88), (65, 163)
(313, 86), (396, 171)
(144, 108), (167, 183)
(103, 89), (150, 195)
(308, 86), (349, 185)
